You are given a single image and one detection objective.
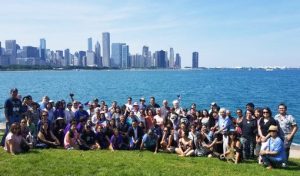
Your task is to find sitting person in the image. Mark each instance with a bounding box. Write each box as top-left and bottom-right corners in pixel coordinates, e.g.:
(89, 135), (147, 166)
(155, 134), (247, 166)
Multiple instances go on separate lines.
(53, 117), (66, 147)
(64, 122), (80, 150)
(220, 131), (241, 164)
(110, 129), (128, 151)
(140, 129), (159, 154)
(37, 122), (60, 148)
(128, 120), (144, 150)
(95, 124), (110, 149)
(175, 130), (194, 157)
(5, 123), (30, 155)
(80, 124), (97, 150)
(160, 127), (177, 153)
(260, 125), (286, 169)
(20, 119), (34, 146)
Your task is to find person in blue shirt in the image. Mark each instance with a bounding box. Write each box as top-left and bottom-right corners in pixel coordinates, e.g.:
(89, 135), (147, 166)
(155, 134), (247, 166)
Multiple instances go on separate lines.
(140, 129), (159, 153)
(74, 104), (89, 123)
(260, 125), (286, 169)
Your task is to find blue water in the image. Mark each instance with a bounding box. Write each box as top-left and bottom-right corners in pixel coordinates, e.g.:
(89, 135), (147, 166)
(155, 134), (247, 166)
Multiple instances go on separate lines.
(0, 69), (299, 143)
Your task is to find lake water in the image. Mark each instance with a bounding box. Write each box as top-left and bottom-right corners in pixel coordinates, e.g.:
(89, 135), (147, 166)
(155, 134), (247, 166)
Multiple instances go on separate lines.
(0, 69), (299, 143)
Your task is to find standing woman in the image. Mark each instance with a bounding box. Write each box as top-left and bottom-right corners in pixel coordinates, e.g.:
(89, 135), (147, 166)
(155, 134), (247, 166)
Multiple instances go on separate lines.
(175, 130), (194, 157)
(254, 108), (263, 156)
(145, 109), (154, 130)
(258, 107), (277, 163)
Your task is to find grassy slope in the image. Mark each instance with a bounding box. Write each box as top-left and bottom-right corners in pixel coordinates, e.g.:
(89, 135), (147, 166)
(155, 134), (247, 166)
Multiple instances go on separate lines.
(0, 149), (299, 176)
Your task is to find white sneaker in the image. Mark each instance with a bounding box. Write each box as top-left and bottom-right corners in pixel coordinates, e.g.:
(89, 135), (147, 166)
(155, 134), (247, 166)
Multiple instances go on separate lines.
(282, 163), (287, 168)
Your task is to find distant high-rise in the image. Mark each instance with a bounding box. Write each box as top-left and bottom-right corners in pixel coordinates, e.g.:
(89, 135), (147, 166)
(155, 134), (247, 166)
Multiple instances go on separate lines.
(86, 51), (96, 66)
(40, 38), (46, 61)
(0, 41), (2, 56)
(156, 50), (167, 68)
(112, 43), (125, 68)
(192, 52), (199, 68)
(95, 41), (101, 67)
(175, 53), (181, 69)
(88, 38), (93, 52)
(142, 46), (151, 68)
(5, 40), (17, 65)
(102, 32), (110, 67)
(64, 49), (70, 66)
(121, 45), (129, 68)
(23, 46), (39, 58)
(169, 48), (174, 68)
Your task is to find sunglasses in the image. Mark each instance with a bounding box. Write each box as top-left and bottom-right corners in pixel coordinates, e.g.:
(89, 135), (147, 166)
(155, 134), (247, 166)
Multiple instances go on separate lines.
(263, 111), (269, 114)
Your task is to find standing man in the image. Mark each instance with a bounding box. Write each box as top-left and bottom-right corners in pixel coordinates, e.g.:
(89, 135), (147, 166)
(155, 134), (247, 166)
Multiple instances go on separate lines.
(274, 103), (298, 164)
(1, 88), (22, 146)
(5, 88), (22, 130)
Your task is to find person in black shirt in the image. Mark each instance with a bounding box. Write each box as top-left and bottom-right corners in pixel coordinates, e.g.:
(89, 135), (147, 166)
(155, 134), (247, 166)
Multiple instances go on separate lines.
(146, 97), (160, 116)
(239, 110), (257, 159)
(80, 124), (97, 150)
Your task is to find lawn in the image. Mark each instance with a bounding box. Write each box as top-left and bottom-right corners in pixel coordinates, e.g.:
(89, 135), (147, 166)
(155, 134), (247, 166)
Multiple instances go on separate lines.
(0, 148), (299, 176)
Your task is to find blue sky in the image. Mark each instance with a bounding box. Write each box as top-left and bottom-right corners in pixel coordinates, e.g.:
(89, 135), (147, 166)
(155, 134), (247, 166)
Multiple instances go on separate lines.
(0, 0), (300, 67)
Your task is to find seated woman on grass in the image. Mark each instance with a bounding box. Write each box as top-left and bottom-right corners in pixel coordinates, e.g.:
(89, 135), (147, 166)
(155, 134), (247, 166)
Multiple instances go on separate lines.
(160, 127), (177, 153)
(110, 129), (128, 151)
(175, 130), (194, 157)
(64, 122), (81, 150)
(37, 122), (60, 148)
(219, 131), (241, 164)
(80, 124), (98, 150)
(5, 123), (30, 155)
(95, 124), (110, 149)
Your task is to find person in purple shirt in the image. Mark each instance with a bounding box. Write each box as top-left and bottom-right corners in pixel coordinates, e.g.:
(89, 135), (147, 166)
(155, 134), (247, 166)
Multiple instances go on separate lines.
(74, 104), (89, 123)
(110, 129), (128, 150)
(53, 101), (65, 120)
(260, 125), (286, 169)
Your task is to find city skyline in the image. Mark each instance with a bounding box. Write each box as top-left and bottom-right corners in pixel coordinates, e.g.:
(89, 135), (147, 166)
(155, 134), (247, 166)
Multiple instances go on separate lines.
(0, 0), (300, 67)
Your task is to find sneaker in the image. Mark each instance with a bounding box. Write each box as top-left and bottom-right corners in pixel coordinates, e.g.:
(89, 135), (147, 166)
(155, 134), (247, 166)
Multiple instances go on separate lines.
(282, 163), (287, 168)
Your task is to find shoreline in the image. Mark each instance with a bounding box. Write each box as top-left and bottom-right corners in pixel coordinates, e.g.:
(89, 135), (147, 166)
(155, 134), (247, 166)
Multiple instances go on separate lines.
(0, 122), (299, 158)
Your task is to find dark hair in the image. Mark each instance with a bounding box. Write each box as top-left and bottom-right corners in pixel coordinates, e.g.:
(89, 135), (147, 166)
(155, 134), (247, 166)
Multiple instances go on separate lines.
(10, 122), (21, 135)
(246, 103), (255, 108)
(278, 103), (287, 109)
(246, 109), (254, 116)
(263, 107), (272, 117)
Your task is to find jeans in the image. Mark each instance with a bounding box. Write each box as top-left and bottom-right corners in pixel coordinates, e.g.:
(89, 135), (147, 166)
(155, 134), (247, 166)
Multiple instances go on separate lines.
(240, 137), (255, 159)
(262, 155), (283, 167)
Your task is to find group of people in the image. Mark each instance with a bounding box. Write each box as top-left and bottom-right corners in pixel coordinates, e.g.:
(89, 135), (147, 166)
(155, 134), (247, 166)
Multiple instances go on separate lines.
(1, 88), (298, 169)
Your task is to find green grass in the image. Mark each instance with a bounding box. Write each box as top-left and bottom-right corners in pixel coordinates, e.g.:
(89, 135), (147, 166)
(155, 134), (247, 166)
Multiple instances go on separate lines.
(0, 148), (299, 176)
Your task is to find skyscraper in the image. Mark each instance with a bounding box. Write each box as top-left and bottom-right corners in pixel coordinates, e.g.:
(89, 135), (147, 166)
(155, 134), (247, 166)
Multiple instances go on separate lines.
(40, 38), (46, 61)
(156, 50), (167, 68)
(5, 40), (17, 65)
(0, 41), (2, 56)
(169, 48), (174, 68)
(88, 38), (93, 52)
(112, 43), (125, 68)
(102, 32), (110, 67)
(142, 46), (151, 68)
(86, 51), (96, 66)
(121, 45), (129, 68)
(175, 53), (181, 69)
(192, 52), (199, 68)
(95, 41), (101, 67)
(64, 49), (70, 66)
(23, 46), (39, 58)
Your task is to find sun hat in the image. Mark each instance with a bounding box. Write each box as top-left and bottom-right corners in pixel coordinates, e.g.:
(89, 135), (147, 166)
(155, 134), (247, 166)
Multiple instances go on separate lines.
(268, 125), (278, 132)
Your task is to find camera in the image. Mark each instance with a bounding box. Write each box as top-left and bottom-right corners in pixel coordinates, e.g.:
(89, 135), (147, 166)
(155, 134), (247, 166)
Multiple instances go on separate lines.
(69, 93), (74, 97)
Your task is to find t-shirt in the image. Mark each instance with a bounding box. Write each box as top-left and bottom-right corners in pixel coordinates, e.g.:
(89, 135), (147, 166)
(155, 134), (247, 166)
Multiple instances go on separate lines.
(142, 133), (158, 148)
(218, 116), (234, 132)
(5, 132), (22, 153)
(274, 114), (297, 136)
(5, 98), (22, 118)
(266, 136), (286, 161)
(239, 118), (257, 139)
(80, 131), (96, 145)
(259, 117), (277, 137)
